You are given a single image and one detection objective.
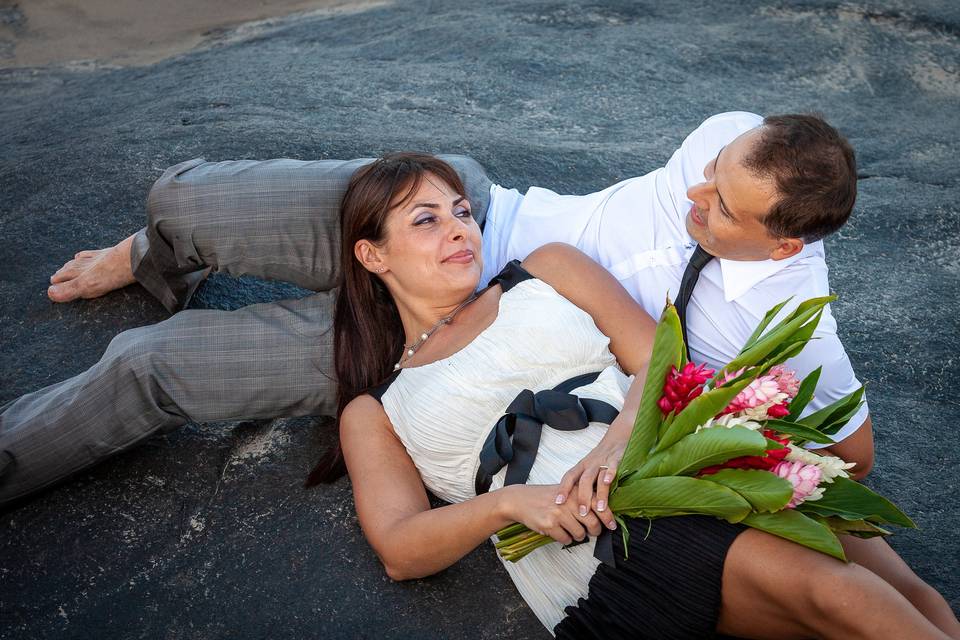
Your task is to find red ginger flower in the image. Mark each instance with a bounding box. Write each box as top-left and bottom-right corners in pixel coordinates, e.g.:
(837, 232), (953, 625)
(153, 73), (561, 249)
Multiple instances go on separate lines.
(699, 429), (790, 475)
(766, 402), (791, 418)
(658, 362), (715, 415)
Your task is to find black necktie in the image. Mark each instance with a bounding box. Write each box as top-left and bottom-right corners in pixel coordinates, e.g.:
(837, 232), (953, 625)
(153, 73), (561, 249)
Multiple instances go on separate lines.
(675, 245), (714, 360)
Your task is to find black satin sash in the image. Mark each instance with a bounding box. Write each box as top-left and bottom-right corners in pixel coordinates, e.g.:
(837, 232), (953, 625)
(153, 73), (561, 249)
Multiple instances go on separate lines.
(475, 371), (619, 566)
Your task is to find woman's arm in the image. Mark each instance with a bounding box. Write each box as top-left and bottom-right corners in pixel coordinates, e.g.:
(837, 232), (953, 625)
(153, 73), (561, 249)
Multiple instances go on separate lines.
(521, 243), (658, 523)
(522, 243), (657, 377)
(342, 395), (604, 580)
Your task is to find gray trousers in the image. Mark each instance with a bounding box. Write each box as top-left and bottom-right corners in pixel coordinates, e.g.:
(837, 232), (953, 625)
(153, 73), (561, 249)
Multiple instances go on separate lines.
(0, 155), (493, 504)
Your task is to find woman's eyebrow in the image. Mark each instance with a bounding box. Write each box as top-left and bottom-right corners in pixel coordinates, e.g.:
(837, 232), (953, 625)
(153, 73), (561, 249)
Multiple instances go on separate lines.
(714, 146), (737, 220)
(408, 196), (467, 215)
(408, 195), (466, 211)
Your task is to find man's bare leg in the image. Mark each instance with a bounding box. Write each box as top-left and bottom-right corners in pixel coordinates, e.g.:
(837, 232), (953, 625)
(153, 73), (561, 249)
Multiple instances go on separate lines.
(841, 535), (960, 636)
(48, 233), (137, 302)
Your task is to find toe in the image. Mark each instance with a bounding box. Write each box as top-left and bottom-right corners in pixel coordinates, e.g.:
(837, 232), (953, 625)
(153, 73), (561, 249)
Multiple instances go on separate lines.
(48, 281), (79, 303)
(50, 265), (74, 284)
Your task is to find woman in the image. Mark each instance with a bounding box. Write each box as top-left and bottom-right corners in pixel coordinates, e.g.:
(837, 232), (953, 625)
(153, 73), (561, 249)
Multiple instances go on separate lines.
(310, 153), (958, 639)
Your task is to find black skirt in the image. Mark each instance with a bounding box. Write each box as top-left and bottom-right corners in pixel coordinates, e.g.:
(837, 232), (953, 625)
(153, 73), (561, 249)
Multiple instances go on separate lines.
(554, 515), (746, 640)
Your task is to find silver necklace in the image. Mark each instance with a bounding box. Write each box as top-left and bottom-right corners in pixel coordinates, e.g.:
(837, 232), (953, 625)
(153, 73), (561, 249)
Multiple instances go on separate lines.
(394, 293), (480, 371)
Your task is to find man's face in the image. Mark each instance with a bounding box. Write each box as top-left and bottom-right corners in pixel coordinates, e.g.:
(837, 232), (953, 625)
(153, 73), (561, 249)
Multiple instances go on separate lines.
(685, 128), (786, 261)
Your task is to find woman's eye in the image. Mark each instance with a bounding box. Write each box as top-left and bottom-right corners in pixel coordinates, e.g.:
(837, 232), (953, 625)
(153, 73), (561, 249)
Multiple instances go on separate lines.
(414, 215), (436, 225)
(456, 208), (472, 218)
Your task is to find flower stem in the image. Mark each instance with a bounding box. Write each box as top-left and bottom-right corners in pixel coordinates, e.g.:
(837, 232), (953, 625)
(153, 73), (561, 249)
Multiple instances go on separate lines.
(500, 535), (554, 562)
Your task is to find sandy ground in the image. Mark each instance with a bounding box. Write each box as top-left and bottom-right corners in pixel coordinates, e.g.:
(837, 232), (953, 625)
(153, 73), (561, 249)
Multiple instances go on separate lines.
(0, 0), (382, 68)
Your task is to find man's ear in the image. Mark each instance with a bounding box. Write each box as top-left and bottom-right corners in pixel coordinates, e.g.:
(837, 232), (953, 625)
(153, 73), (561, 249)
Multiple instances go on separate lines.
(355, 239), (387, 274)
(770, 237), (804, 261)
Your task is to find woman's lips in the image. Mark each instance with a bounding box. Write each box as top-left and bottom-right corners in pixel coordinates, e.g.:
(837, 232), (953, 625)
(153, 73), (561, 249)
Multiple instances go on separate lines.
(443, 250), (474, 264)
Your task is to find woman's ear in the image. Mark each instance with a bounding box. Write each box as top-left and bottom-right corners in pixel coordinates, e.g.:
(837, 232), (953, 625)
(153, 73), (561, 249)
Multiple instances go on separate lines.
(355, 239), (387, 274)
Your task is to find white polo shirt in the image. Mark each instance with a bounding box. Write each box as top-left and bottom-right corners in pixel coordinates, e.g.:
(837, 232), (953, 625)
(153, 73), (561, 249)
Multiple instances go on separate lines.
(480, 111), (868, 446)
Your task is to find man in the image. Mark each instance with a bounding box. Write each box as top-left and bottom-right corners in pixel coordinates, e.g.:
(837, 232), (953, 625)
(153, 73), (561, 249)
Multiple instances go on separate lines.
(3, 111), (870, 504)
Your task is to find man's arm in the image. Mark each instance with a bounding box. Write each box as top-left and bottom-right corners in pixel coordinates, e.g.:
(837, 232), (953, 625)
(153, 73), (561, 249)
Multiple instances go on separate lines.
(730, 276), (874, 477)
(825, 415), (874, 479)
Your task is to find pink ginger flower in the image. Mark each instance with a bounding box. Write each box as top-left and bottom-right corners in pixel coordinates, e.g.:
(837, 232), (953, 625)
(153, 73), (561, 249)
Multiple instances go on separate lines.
(719, 366), (800, 420)
(768, 365), (801, 398)
(772, 460), (823, 508)
(658, 362), (715, 415)
(722, 373), (782, 415)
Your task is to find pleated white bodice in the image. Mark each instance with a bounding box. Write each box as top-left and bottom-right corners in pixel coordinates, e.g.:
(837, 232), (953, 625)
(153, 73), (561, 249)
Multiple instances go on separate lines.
(379, 272), (633, 633)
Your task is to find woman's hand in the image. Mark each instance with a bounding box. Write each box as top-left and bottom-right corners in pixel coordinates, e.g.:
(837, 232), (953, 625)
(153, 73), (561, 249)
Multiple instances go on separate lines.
(554, 418), (632, 531)
(499, 484), (605, 545)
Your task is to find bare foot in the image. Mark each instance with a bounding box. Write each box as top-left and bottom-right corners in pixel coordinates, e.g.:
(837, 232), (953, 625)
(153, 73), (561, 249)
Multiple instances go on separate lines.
(48, 233), (138, 302)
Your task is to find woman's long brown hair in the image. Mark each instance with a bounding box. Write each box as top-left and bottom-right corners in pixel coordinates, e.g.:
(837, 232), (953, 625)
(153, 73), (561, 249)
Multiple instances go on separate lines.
(306, 153), (468, 484)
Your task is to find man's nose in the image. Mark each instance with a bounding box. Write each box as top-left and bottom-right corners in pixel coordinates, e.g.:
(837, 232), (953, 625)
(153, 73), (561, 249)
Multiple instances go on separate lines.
(687, 180), (707, 203)
(688, 176), (718, 201)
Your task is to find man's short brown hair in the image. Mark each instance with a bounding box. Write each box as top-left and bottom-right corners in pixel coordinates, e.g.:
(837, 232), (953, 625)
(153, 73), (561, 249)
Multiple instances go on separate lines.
(744, 114), (857, 243)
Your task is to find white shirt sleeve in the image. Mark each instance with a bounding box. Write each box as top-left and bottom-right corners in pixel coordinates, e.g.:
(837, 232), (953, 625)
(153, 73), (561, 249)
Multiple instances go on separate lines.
(782, 308), (870, 449)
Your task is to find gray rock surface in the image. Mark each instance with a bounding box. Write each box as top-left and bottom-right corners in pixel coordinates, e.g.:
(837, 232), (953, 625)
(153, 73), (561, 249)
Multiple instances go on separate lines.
(1, 1), (958, 637)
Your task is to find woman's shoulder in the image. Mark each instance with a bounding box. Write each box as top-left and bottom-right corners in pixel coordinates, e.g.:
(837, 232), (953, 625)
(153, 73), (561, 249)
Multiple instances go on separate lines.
(342, 393), (390, 427)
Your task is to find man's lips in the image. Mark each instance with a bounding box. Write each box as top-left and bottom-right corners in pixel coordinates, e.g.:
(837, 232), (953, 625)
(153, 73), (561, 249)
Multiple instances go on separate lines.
(443, 249), (474, 264)
(690, 205), (705, 226)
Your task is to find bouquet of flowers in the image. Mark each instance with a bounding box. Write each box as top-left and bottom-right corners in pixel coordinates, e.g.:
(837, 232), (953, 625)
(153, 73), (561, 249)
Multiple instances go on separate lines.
(495, 296), (914, 562)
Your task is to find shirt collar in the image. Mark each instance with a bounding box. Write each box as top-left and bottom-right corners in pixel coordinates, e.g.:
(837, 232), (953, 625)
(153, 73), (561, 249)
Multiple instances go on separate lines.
(716, 241), (823, 302)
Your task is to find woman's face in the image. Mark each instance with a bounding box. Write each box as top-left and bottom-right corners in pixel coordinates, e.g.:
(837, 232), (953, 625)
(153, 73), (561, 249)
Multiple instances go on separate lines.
(364, 173), (483, 303)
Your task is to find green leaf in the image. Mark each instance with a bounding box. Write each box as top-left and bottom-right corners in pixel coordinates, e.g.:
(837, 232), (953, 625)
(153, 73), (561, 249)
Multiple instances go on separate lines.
(699, 469), (794, 512)
(810, 515), (892, 539)
(786, 366), (822, 420)
(764, 419), (836, 446)
(619, 301), (684, 473)
(741, 511), (846, 561)
(763, 309), (823, 364)
(741, 297), (793, 351)
(798, 502), (871, 522)
(632, 426), (769, 479)
(714, 296), (834, 384)
(797, 386), (865, 433)
(610, 476), (752, 523)
(807, 477), (915, 528)
(655, 374), (758, 452)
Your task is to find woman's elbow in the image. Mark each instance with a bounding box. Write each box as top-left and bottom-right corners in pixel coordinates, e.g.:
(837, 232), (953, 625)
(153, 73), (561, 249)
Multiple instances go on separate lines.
(378, 550), (429, 582)
(382, 559), (432, 582)
(384, 563), (412, 582)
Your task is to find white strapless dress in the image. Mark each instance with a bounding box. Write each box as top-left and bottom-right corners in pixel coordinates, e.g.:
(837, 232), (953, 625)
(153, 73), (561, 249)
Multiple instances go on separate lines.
(378, 272), (633, 632)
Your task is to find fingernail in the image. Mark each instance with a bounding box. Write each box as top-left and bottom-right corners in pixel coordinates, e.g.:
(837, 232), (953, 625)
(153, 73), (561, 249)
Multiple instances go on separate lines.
(596, 500), (605, 512)
(604, 473), (614, 484)
(555, 494), (565, 505)
(607, 520), (617, 530)
(578, 505), (588, 517)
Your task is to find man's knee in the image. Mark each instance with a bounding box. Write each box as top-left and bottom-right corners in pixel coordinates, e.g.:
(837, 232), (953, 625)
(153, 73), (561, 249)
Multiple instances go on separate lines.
(145, 157), (209, 231)
(101, 325), (178, 387)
